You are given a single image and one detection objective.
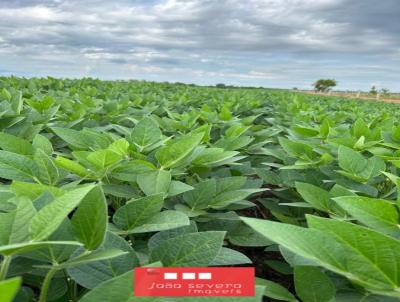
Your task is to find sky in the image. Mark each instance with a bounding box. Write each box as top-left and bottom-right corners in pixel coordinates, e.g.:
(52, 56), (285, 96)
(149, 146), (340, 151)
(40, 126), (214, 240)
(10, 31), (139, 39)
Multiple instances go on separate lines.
(0, 0), (399, 91)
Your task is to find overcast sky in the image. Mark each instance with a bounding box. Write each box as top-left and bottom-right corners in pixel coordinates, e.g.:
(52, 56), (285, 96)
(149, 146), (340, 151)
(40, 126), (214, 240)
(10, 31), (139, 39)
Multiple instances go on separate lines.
(0, 0), (399, 90)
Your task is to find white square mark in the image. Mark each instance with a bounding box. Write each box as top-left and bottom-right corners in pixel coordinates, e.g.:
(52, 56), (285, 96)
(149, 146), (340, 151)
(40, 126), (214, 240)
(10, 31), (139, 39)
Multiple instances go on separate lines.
(182, 273), (196, 279)
(198, 273), (212, 280)
(164, 273), (177, 280)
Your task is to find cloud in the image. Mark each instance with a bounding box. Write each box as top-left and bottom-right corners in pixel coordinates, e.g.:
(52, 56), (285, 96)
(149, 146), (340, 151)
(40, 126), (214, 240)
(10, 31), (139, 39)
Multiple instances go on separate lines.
(0, 0), (399, 90)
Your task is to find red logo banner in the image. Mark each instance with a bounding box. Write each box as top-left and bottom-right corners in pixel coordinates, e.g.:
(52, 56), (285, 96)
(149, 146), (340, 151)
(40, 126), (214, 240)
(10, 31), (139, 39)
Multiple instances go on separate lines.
(134, 267), (255, 297)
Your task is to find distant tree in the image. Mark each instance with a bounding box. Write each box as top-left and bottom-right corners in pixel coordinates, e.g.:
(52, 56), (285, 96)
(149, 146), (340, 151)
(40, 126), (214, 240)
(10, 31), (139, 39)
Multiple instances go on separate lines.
(216, 83), (226, 88)
(292, 87), (298, 91)
(381, 88), (390, 96)
(313, 79), (337, 92)
(370, 86), (378, 95)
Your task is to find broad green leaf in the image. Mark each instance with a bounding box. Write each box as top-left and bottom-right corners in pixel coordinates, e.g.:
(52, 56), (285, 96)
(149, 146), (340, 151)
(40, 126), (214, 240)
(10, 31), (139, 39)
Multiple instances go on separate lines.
(243, 215), (400, 295)
(307, 215), (400, 294)
(228, 224), (274, 247)
(0, 277), (22, 302)
(155, 132), (204, 168)
(292, 125), (319, 137)
(0, 132), (33, 155)
(51, 127), (88, 149)
(26, 94), (54, 112)
(279, 246), (317, 267)
(80, 129), (112, 149)
(340, 155), (385, 182)
(129, 210), (189, 234)
(71, 150), (94, 168)
(329, 184), (356, 198)
(167, 181), (193, 197)
(87, 149), (122, 169)
(30, 184), (96, 241)
(192, 148), (240, 167)
(150, 231), (225, 267)
(334, 196), (400, 236)
(216, 176), (247, 194)
(11, 181), (63, 200)
(0, 87), (11, 101)
(107, 138), (129, 156)
(52, 127), (111, 150)
(295, 182), (330, 212)
(218, 105), (232, 120)
(382, 171), (400, 204)
(111, 160), (156, 181)
(0, 151), (39, 182)
(10, 90), (23, 114)
(79, 271), (133, 302)
(0, 241), (83, 256)
(241, 114), (261, 126)
(113, 194), (164, 231)
(33, 134), (53, 155)
(130, 117), (162, 149)
(265, 260), (293, 275)
(23, 218), (81, 263)
(225, 123), (251, 138)
(359, 156), (386, 180)
(279, 137), (315, 160)
(174, 204), (207, 217)
(34, 149), (59, 185)
(255, 278), (297, 302)
(294, 266), (335, 302)
(148, 223), (198, 251)
(68, 232), (139, 289)
(0, 197), (36, 245)
(353, 135), (365, 149)
(183, 179), (216, 210)
(392, 125), (400, 142)
(137, 170), (171, 196)
(102, 184), (139, 198)
(352, 118), (370, 138)
(338, 145), (368, 174)
(240, 217), (348, 282)
(210, 247), (252, 265)
(210, 188), (265, 209)
(71, 185), (108, 250)
(215, 136), (254, 151)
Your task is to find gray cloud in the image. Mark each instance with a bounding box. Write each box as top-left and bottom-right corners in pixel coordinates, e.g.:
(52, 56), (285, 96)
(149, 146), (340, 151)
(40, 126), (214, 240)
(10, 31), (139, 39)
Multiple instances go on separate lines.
(0, 0), (399, 90)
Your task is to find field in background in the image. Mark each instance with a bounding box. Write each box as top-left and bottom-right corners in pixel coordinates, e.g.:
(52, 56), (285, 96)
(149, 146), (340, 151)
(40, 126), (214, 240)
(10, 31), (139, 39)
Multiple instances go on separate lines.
(298, 89), (400, 103)
(1, 77), (400, 301)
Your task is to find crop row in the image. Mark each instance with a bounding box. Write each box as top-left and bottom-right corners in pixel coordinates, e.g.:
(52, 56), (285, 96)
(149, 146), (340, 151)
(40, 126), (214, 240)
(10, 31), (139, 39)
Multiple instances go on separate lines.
(0, 77), (400, 301)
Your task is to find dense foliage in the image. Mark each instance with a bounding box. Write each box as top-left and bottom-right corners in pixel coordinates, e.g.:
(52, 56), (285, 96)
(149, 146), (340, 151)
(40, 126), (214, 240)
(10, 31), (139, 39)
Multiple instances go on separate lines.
(0, 77), (400, 302)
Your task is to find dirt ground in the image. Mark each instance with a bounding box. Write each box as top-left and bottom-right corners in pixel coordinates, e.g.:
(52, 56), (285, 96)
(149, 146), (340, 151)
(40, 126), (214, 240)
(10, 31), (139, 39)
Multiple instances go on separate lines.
(299, 91), (400, 104)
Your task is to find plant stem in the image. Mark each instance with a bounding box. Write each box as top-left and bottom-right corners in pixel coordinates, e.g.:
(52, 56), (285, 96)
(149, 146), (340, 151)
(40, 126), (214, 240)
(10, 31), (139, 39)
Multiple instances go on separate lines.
(62, 270), (73, 301)
(39, 268), (58, 302)
(0, 256), (12, 281)
(73, 281), (78, 302)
